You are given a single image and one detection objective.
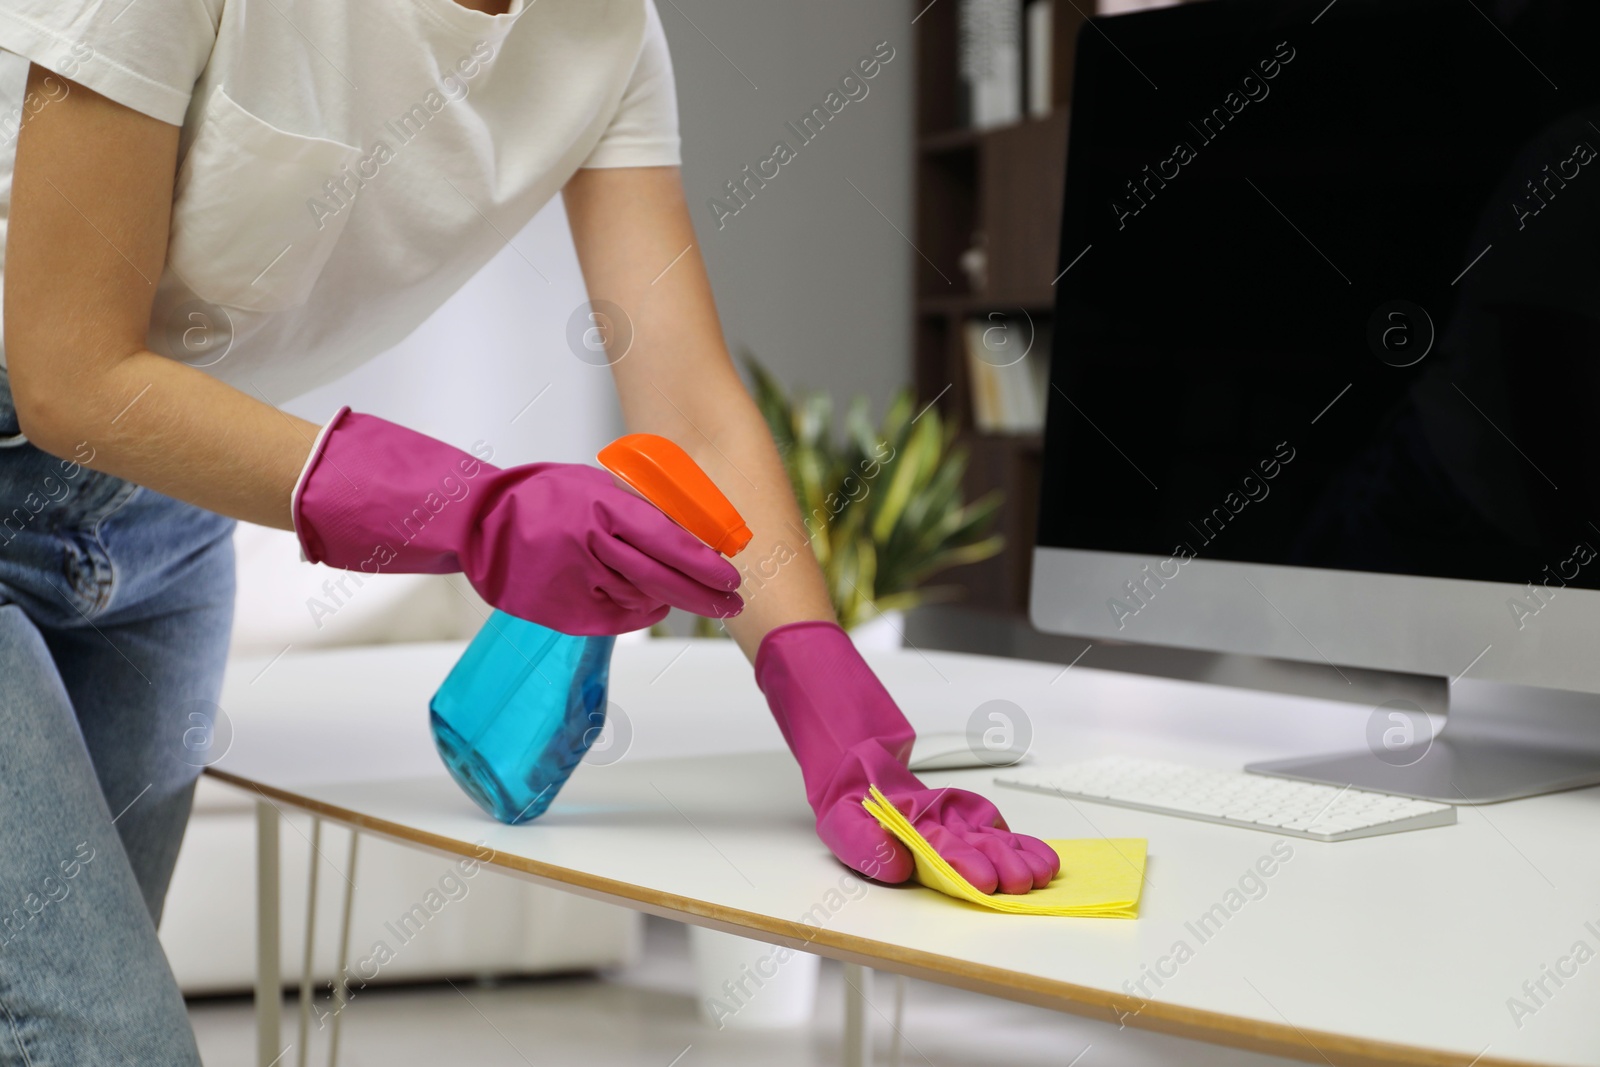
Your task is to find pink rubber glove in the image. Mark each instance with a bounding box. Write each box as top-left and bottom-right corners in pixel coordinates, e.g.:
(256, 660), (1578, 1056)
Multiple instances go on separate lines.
(293, 407), (743, 635)
(755, 620), (1060, 895)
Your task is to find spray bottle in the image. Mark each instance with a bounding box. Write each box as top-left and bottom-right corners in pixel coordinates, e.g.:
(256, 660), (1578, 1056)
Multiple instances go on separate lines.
(429, 434), (751, 824)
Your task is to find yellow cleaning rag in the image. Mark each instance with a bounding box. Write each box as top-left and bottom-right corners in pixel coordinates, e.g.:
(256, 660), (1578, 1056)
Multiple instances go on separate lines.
(863, 785), (1146, 918)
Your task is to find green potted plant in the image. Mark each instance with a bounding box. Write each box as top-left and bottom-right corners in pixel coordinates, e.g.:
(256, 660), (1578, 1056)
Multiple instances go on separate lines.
(692, 353), (1002, 638)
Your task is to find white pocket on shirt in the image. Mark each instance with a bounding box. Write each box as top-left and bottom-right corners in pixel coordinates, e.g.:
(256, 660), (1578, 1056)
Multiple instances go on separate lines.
(166, 87), (363, 314)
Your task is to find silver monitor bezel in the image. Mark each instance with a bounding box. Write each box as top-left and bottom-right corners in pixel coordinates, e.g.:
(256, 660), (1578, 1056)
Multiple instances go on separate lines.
(1030, 546), (1600, 695)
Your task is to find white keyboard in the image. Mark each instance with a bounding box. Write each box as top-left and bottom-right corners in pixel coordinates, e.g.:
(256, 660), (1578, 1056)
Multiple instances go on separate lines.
(995, 756), (1456, 841)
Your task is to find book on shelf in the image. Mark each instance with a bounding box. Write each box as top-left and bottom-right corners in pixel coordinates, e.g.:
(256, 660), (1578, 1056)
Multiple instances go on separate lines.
(1097, 0), (1185, 14)
(959, 0), (1023, 129)
(963, 315), (1051, 434)
(1026, 0), (1053, 118)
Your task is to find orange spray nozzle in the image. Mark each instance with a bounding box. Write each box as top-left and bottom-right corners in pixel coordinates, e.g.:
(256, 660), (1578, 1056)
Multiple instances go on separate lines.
(597, 434), (752, 558)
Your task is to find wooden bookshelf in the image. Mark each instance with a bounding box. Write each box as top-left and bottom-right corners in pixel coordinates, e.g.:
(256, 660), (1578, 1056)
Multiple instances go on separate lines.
(911, 2), (1085, 614)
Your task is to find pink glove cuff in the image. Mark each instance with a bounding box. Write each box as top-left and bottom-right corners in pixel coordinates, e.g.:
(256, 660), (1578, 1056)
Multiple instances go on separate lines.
(291, 408), (499, 576)
(754, 619), (916, 811)
(291, 405), (352, 565)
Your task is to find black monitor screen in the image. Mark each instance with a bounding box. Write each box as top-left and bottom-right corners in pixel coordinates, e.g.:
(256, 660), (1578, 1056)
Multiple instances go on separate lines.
(1040, 0), (1600, 599)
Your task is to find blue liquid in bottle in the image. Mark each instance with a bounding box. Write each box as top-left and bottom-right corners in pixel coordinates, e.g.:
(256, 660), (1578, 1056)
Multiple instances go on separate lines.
(429, 611), (616, 825)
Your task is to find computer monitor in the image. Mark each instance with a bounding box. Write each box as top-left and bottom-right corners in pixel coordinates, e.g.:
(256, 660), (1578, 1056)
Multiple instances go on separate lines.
(1030, 0), (1600, 802)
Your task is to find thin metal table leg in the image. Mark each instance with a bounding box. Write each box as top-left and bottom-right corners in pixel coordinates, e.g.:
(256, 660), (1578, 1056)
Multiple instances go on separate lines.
(327, 831), (360, 1067)
(295, 817), (322, 1067)
(888, 973), (907, 1067)
(255, 800), (283, 1067)
(843, 962), (873, 1067)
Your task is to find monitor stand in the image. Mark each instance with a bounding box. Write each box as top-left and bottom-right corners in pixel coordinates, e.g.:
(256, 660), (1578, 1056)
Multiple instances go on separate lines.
(1245, 674), (1600, 804)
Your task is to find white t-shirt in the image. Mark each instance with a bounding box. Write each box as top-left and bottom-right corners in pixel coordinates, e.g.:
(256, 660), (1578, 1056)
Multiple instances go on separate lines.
(0, 0), (679, 401)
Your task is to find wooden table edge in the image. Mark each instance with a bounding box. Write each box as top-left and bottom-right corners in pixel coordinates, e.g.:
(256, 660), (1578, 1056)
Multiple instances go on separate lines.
(209, 768), (1543, 1067)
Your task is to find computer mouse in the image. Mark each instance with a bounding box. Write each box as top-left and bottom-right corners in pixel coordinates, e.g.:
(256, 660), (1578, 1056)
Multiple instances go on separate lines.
(907, 731), (1025, 772)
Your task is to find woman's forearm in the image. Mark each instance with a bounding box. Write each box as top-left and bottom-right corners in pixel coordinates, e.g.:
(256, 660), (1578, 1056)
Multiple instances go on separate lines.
(13, 346), (316, 530)
(6, 64), (315, 530)
(616, 364), (837, 658)
(564, 165), (837, 660)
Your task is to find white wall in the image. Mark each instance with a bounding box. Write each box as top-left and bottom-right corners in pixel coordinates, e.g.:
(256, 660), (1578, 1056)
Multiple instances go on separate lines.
(660, 0), (914, 414)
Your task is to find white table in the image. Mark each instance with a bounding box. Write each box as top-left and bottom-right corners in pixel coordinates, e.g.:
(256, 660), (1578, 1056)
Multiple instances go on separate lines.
(211, 639), (1600, 1067)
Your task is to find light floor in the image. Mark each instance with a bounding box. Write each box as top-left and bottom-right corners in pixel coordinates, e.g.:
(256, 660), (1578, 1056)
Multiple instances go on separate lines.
(188, 917), (1304, 1067)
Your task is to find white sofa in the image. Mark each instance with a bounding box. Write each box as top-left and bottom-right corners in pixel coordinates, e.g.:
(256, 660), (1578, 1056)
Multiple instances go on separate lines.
(161, 523), (643, 995)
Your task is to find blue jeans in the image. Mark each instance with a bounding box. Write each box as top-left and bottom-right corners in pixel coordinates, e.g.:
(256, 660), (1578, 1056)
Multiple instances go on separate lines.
(0, 368), (235, 1064)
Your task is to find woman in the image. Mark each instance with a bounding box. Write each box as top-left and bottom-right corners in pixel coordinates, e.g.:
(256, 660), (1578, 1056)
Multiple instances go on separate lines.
(0, 0), (1058, 1059)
